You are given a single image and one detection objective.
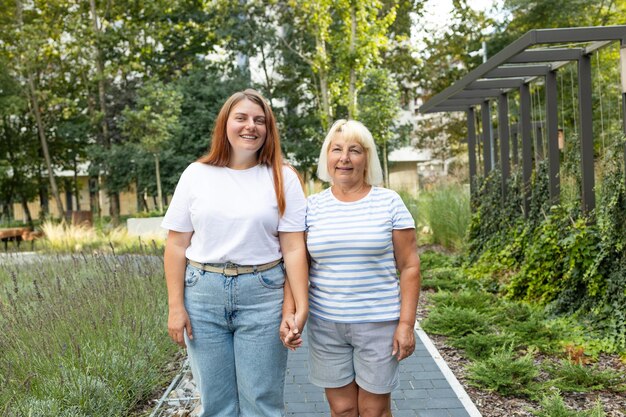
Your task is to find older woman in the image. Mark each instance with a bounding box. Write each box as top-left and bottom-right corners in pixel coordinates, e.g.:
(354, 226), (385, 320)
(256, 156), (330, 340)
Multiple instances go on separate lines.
(305, 119), (420, 417)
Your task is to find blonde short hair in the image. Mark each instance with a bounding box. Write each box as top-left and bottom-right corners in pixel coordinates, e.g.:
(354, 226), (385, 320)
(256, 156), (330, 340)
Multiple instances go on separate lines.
(316, 119), (383, 186)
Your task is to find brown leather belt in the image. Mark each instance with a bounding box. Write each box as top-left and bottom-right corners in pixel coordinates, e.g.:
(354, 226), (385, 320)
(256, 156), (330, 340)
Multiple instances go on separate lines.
(187, 259), (282, 276)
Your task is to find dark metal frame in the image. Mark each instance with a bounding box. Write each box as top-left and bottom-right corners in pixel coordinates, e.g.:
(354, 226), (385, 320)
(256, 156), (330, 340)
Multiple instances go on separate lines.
(419, 26), (626, 214)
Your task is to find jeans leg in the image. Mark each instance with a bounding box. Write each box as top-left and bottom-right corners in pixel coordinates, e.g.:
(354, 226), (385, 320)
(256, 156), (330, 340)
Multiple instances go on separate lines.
(184, 265), (239, 417)
(233, 264), (288, 417)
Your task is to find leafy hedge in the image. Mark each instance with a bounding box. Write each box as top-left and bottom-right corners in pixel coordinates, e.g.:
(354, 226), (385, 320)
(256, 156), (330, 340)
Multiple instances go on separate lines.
(464, 137), (626, 353)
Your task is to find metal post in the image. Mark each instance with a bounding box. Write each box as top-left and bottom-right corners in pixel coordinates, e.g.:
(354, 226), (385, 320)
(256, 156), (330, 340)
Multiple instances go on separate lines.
(619, 39), (626, 188)
(511, 124), (519, 166)
(498, 93), (511, 198)
(578, 54), (595, 213)
(534, 123), (544, 170)
(520, 83), (533, 216)
(481, 100), (493, 174)
(467, 107), (478, 194)
(546, 70), (561, 204)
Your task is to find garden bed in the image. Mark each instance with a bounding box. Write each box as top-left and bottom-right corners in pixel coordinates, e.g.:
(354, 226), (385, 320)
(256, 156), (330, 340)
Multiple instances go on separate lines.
(417, 252), (626, 417)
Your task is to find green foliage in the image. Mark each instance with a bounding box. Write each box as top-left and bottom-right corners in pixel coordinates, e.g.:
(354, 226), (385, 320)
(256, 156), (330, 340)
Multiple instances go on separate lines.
(466, 133), (626, 352)
(467, 348), (540, 397)
(421, 267), (479, 292)
(421, 305), (490, 337)
(544, 360), (625, 393)
(419, 250), (458, 270)
(429, 289), (498, 312)
(531, 391), (606, 417)
(0, 253), (177, 416)
(450, 332), (518, 360)
(418, 182), (471, 251)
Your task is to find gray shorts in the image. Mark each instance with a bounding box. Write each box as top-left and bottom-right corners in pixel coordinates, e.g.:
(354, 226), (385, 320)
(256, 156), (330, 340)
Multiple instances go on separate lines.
(307, 316), (400, 394)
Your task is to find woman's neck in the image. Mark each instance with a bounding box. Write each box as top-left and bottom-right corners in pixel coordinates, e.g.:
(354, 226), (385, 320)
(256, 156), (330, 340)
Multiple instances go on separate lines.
(228, 154), (258, 170)
(331, 182), (371, 202)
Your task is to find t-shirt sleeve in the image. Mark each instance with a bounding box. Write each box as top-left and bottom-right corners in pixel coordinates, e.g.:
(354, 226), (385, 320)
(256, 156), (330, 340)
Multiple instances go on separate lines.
(389, 190), (415, 230)
(161, 164), (195, 232)
(278, 167), (306, 232)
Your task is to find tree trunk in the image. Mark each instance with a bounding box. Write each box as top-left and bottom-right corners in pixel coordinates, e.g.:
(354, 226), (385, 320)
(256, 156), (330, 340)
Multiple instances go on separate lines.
(89, 0), (120, 224)
(154, 153), (164, 213)
(37, 168), (49, 218)
(316, 35), (332, 130)
(73, 156), (81, 211)
(348, 3), (357, 119)
(20, 195), (34, 229)
(109, 193), (120, 225)
(383, 139), (389, 188)
(26, 75), (65, 218)
(16, 0), (65, 218)
(89, 0), (109, 147)
(259, 44), (274, 107)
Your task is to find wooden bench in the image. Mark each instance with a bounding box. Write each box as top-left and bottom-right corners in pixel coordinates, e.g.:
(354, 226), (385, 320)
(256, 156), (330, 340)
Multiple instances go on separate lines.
(0, 227), (43, 251)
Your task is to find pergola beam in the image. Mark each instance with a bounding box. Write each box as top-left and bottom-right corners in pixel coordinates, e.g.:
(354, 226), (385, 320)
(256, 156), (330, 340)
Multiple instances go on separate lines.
(468, 78), (527, 89)
(485, 65), (552, 78)
(508, 48), (584, 63)
(419, 26), (626, 114)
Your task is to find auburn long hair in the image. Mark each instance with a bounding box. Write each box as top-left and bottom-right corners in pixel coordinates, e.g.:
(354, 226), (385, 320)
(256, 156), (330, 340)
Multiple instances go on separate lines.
(198, 89), (286, 215)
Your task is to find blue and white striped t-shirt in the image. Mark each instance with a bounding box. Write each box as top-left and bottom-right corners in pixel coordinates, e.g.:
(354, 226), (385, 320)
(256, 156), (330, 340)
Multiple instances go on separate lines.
(306, 186), (415, 323)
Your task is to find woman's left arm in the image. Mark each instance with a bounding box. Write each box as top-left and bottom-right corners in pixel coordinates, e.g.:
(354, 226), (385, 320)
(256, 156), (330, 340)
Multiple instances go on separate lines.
(279, 231), (309, 333)
(392, 228), (421, 361)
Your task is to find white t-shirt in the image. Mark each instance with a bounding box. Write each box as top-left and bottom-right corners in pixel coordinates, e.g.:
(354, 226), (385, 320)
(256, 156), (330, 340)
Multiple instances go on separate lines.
(161, 162), (306, 265)
(306, 187), (415, 323)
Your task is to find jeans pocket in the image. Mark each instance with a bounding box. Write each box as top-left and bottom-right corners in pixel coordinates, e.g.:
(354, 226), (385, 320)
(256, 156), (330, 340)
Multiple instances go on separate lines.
(184, 265), (201, 287)
(257, 264), (286, 289)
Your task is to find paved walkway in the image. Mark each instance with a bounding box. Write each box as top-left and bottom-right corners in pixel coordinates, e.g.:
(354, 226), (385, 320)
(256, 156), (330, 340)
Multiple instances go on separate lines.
(150, 324), (482, 417)
(284, 325), (481, 417)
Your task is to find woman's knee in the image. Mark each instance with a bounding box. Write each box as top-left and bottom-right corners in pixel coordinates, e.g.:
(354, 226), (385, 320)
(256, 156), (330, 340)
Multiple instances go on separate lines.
(326, 383), (359, 417)
(358, 390), (392, 417)
(329, 400), (358, 417)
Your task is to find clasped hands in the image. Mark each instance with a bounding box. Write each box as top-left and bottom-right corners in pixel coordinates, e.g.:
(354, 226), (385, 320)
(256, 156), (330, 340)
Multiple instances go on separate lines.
(279, 311), (307, 351)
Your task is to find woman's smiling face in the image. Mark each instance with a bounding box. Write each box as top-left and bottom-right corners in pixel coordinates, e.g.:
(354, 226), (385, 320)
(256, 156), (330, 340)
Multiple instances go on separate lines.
(226, 98), (267, 159)
(327, 136), (367, 187)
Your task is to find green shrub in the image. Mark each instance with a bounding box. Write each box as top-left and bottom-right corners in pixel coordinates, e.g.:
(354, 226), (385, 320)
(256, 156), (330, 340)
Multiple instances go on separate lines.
(450, 332), (518, 360)
(421, 305), (490, 338)
(467, 348), (540, 397)
(429, 289), (498, 312)
(420, 251), (457, 270)
(0, 253), (178, 416)
(544, 360), (625, 393)
(530, 391), (606, 417)
(503, 311), (561, 352)
(421, 267), (478, 292)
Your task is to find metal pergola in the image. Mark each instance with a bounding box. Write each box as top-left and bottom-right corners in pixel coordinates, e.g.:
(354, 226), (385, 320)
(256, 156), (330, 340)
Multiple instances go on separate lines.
(419, 26), (626, 214)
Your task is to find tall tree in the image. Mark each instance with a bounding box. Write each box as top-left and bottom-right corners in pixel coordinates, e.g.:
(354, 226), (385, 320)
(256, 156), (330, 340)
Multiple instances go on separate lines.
(359, 68), (402, 186)
(121, 79), (182, 213)
(13, 0), (65, 218)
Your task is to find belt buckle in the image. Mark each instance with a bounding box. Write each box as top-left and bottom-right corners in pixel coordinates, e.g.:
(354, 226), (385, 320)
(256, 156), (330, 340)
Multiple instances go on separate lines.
(223, 262), (239, 276)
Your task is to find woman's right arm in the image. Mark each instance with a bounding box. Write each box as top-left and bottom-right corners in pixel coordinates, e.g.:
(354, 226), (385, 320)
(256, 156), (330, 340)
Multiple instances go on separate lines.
(164, 230), (193, 347)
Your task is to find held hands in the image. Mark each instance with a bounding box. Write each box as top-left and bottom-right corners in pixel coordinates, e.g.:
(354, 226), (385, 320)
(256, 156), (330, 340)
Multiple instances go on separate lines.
(280, 310), (308, 351)
(168, 307), (193, 348)
(392, 322), (415, 361)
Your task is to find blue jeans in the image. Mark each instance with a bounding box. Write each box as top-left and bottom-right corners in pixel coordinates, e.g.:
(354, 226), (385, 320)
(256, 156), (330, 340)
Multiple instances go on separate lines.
(183, 262), (287, 417)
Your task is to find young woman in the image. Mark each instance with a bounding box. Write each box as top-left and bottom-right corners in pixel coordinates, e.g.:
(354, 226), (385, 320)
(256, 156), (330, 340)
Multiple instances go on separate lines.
(162, 89), (309, 417)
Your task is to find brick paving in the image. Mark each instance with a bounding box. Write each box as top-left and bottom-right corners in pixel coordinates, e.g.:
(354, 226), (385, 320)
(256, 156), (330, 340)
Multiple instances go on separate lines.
(284, 328), (480, 417)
